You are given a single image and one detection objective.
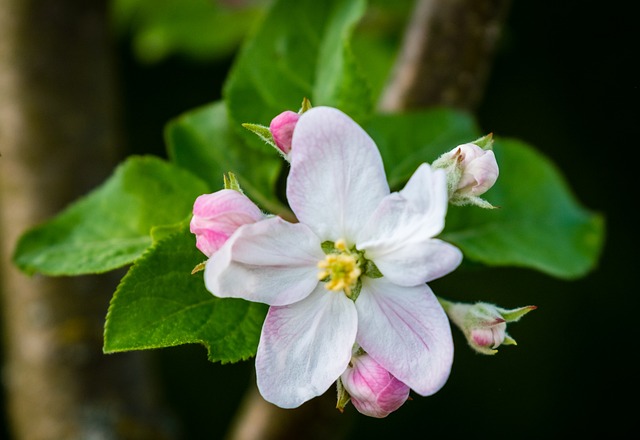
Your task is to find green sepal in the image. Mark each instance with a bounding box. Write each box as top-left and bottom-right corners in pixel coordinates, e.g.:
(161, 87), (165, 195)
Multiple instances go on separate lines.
(336, 377), (351, 413)
(223, 171), (243, 193)
(299, 97), (313, 114)
(363, 259), (383, 278)
(449, 194), (498, 209)
(191, 261), (206, 274)
(241, 123), (276, 148)
(349, 278), (362, 302)
(321, 240), (337, 254)
(498, 305), (537, 323)
(472, 132), (494, 150)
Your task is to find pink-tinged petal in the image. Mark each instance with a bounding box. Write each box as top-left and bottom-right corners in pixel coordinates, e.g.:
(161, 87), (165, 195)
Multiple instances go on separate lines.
(204, 216), (324, 306)
(371, 239), (462, 286)
(355, 278), (453, 396)
(269, 110), (300, 155)
(287, 107), (389, 242)
(190, 189), (264, 257)
(455, 144), (499, 196)
(256, 285), (357, 408)
(470, 325), (506, 349)
(357, 164), (448, 249)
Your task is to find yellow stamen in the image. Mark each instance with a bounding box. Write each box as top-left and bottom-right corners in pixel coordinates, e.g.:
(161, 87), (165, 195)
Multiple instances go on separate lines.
(317, 246), (361, 297)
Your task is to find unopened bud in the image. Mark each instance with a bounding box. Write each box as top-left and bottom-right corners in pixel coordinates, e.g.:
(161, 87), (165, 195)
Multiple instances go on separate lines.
(269, 110), (300, 157)
(455, 143), (498, 196)
(338, 353), (410, 418)
(242, 98), (311, 161)
(440, 299), (536, 355)
(432, 136), (499, 208)
(190, 189), (264, 258)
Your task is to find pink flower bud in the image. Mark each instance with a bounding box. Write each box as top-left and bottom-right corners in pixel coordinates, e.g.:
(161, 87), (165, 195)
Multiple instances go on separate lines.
(269, 110), (300, 155)
(443, 300), (536, 355)
(453, 143), (499, 197)
(340, 353), (410, 418)
(190, 189), (263, 257)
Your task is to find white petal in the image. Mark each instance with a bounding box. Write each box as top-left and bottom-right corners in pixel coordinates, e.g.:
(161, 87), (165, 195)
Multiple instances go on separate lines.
(204, 216), (324, 306)
(355, 278), (454, 396)
(372, 239), (463, 286)
(357, 164), (459, 285)
(256, 285), (357, 408)
(358, 163), (448, 249)
(287, 107), (389, 242)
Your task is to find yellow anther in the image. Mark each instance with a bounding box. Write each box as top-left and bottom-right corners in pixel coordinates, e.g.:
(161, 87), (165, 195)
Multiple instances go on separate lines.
(317, 250), (361, 297)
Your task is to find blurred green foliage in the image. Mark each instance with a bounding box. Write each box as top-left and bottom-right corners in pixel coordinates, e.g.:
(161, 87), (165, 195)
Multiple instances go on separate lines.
(111, 0), (265, 63)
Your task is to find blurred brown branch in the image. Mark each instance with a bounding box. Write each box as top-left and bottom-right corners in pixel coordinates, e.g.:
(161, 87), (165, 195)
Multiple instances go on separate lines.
(379, 0), (510, 112)
(0, 1), (175, 438)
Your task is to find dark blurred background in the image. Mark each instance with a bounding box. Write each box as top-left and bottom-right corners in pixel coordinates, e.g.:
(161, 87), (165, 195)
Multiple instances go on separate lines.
(1, 0), (635, 438)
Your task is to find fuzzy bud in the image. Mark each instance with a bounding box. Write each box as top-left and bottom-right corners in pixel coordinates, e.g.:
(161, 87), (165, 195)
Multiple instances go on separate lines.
(432, 136), (499, 208)
(440, 300), (536, 355)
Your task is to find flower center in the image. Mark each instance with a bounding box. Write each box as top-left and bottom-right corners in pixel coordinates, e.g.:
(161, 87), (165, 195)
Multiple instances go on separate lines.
(317, 239), (362, 299)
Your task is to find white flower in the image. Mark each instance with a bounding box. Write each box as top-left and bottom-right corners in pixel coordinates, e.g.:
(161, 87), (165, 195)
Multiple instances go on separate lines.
(203, 107), (462, 408)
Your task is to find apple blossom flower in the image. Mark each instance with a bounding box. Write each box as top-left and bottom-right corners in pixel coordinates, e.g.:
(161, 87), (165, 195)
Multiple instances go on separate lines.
(269, 110), (300, 156)
(190, 189), (264, 258)
(440, 299), (536, 355)
(203, 106), (462, 409)
(432, 137), (499, 209)
(339, 352), (410, 418)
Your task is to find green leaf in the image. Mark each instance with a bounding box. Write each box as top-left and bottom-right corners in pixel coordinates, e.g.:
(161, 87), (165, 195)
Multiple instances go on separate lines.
(313, 0), (370, 118)
(13, 156), (208, 276)
(441, 139), (605, 279)
(104, 227), (267, 363)
(111, 0), (263, 63)
(223, 0), (371, 150)
(165, 101), (286, 215)
(362, 108), (481, 188)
